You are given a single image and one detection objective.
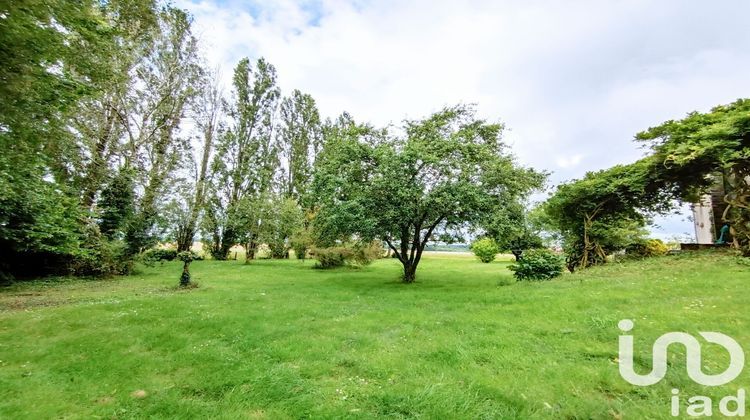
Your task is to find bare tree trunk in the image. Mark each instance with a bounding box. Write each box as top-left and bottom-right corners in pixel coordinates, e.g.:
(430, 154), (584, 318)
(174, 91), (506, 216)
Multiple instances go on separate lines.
(402, 261), (417, 283)
(245, 236), (257, 263)
(385, 218), (441, 283)
(178, 76), (220, 252)
(180, 260), (191, 286)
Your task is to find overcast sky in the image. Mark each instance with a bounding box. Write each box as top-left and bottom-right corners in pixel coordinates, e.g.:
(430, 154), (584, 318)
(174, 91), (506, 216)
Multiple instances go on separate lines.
(177, 0), (750, 240)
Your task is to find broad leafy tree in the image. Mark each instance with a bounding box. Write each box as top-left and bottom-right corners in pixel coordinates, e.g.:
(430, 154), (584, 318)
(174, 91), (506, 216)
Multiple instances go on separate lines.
(122, 8), (202, 255)
(636, 99), (750, 256)
(543, 99), (750, 270)
(543, 157), (680, 271)
(483, 202), (544, 261)
(312, 105), (545, 282)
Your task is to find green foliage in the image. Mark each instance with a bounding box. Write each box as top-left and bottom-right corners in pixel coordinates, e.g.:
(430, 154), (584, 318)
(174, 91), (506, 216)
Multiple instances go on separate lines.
(311, 247), (354, 269)
(279, 89), (323, 201)
(508, 249), (564, 281)
(98, 170), (135, 238)
(543, 158), (670, 272)
(0, 181), (88, 278)
(290, 230), (313, 260)
(625, 238), (669, 258)
(312, 105), (545, 282)
(311, 241), (382, 268)
(544, 98), (750, 272)
(637, 99), (750, 256)
(177, 251), (198, 263)
(206, 57), (281, 260)
(484, 202), (544, 255)
(471, 238), (500, 263)
(351, 240), (385, 266)
(266, 197), (304, 259)
(0, 1), (209, 280)
(141, 248), (178, 264)
(70, 226), (133, 276)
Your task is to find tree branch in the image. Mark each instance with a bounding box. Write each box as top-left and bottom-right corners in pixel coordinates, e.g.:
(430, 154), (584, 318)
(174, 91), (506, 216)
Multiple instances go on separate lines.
(384, 237), (405, 264)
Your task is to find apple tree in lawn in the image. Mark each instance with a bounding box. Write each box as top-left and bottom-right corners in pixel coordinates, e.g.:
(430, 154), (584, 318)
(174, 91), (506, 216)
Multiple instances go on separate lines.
(311, 105), (545, 283)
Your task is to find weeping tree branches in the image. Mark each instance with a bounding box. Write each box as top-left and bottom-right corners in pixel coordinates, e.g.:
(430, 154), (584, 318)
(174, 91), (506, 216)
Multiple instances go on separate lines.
(546, 98), (750, 271)
(544, 158), (677, 272)
(636, 98), (750, 256)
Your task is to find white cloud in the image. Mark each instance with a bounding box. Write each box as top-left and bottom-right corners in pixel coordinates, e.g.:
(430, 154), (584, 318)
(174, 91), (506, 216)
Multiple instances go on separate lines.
(555, 154), (583, 169)
(178, 0), (750, 236)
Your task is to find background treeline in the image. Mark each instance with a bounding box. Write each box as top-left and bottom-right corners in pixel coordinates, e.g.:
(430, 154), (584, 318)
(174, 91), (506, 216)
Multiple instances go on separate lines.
(1, 0), (545, 285)
(5, 1), (744, 284)
(0, 1), (347, 281)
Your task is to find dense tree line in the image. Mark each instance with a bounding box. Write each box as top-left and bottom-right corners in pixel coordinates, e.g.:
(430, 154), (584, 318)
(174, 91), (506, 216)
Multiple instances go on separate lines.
(0, 1), (553, 284)
(6, 1), (742, 284)
(0, 1), (333, 281)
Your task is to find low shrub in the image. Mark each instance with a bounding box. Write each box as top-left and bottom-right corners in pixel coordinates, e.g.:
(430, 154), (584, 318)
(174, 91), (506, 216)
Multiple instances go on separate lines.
(72, 235), (133, 276)
(141, 248), (178, 265)
(311, 247), (354, 268)
(268, 240), (288, 259)
(471, 237), (500, 263)
(625, 239), (669, 258)
(311, 241), (385, 269)
(509, 248), (564, 281)
(290, 231), (313, 260)
(352, 240), (385, 266)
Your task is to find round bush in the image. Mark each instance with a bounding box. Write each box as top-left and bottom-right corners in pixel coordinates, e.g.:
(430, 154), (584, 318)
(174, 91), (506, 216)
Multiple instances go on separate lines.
(311, 247), (354, 269)
(471, 237), (500, 263)
(625, 238), (669, 258)
(509, 248), (564, 281)
(140, 248), (178, 265)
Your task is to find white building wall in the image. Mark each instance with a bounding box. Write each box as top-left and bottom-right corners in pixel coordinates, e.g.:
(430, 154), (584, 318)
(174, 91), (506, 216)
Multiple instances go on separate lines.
(692, 194), (715, 244)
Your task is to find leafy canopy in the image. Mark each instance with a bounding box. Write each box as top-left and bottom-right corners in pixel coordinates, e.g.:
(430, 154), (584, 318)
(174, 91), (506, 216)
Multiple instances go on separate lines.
(312, 105), (545, 282)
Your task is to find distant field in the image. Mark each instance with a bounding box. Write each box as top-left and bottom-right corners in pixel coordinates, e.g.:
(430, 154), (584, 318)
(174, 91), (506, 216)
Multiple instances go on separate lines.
(1, 251), (748, 418)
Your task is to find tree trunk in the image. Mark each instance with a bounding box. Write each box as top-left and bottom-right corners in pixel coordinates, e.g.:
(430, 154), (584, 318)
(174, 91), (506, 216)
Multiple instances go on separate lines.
(219, 227), (235, 260)
(402, 262), (417, 283)
(385, 218), (442, 284)
(176, 222), (195, 252)
(179, 260), (191, 287)
(245, 239), (257, 263)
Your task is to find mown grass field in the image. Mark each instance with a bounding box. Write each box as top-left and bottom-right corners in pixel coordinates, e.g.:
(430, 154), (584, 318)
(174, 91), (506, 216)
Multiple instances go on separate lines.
(1, 251), (748, 419)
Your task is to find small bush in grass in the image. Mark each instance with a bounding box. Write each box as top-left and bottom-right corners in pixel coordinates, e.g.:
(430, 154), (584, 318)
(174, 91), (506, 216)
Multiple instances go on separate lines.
(625, 239), (669, 258)
(352, 240), (385, 266)
(290, 231), (313, 261)
(141, 248), (178, 264)
(311, 241), (382, 269)
(471, 237), (500, 263)
(177, 251), (199, 287)
(311, 247), (354, 268)
(509, 248), (564, 281)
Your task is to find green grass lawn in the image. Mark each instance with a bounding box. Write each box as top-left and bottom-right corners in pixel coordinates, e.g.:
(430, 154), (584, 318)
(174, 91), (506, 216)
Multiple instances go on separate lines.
(1, 251), (748, 419)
